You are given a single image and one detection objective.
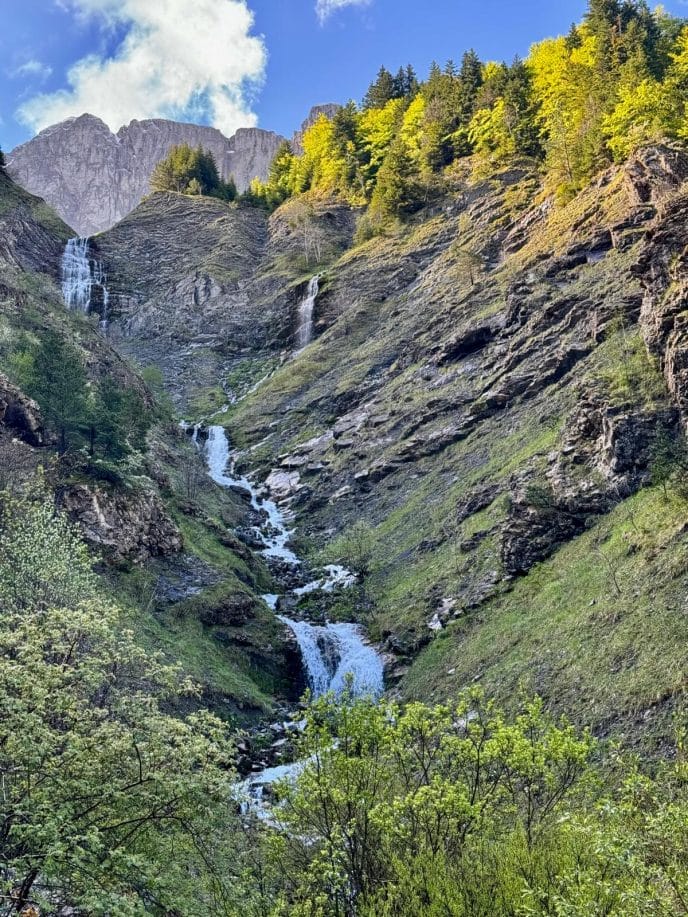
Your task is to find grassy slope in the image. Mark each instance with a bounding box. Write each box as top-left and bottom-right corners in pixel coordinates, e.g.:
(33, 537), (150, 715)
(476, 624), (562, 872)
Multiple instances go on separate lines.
(223, 159), (688, 745)
(405, 486), (688, 754)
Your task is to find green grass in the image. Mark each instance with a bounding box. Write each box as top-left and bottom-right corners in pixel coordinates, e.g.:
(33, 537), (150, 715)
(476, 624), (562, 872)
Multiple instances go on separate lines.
(404, 486), (688, 751)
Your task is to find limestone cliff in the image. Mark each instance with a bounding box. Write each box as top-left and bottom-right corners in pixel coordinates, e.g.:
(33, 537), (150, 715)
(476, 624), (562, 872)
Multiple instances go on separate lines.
(7, 114), (286, 236)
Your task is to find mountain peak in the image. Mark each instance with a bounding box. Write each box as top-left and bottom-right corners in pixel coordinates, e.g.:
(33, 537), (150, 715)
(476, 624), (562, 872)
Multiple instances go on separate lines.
(7, 116), (287, 236)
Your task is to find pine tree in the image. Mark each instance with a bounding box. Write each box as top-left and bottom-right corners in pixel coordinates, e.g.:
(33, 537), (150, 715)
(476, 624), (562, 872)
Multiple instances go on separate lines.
(459, 49), (484, 123)
(27, 332), (89, 453)
(371, 138), (424, 218)
(150, 145), (230, 198)
(393, 64), (419, 98)
(363, 66), (398, 109)
(405, 64), (420, 97)
(89, 376), (149, 461)
(585, 0), (623, 73)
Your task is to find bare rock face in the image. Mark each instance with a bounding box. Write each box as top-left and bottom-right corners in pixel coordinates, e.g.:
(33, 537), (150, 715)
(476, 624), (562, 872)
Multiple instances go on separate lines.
(60, 483), (183, 563)
(0, 373), (44, 446)
(501, 397), (679, 576)
(7, 114), (286, 236)
(631, 146), (688, 423)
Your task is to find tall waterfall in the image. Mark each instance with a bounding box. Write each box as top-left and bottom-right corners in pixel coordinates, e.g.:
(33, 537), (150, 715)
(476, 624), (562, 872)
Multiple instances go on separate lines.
(61, 237), (110, 327)
(294, 276), (319, 350)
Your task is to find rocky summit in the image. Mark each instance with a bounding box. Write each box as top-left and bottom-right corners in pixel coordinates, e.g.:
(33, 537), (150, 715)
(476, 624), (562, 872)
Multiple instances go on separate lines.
(6, 114), (286, 235)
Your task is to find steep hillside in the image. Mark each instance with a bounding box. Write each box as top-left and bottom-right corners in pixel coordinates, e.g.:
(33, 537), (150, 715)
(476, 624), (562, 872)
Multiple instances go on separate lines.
(97, 190), (357, 411)
(0, 170), (300, 724)
(88, 143), (688, 749)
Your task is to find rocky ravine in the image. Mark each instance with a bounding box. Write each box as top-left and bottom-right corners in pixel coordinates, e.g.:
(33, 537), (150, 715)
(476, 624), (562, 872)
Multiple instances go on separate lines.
(86, 142), (688, 743)
(0, 168), (304, 721)
(7, 114), (286, 236)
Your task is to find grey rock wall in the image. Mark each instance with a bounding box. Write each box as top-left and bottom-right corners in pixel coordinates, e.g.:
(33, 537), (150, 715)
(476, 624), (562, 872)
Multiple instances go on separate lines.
(7, 113), (285, 236)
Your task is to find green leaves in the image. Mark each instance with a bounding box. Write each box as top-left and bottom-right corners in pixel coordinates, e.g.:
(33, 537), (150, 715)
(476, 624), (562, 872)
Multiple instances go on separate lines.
(0, 493), (240, 915)
(150, 144), (236, 201)
(270, 689), (595, 914)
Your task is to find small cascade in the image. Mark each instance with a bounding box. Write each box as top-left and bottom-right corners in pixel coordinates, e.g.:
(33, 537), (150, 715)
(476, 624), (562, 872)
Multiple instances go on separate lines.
(204, 425), (300, 565)
(61, 236), (111, 329)
(197, 422), (383, 699)
(192, 414), (384, 816)
(294, 276), (319, 350)
(279, 617), (383, 699)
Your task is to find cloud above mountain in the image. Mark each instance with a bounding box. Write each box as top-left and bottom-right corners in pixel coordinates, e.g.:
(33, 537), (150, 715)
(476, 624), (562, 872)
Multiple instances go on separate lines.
(17, 0), (266, 136)
(315, 0), (373, 24)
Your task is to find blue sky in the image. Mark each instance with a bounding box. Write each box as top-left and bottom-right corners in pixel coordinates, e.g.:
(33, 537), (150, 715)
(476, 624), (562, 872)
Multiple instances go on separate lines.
(1, 0), (687, 152)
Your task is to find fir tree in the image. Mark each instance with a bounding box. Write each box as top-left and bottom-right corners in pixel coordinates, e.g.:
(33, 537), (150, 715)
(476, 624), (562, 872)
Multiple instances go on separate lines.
(89, 377), (149, 461)
(459, 49), (484, 123)
(150, 145), (234, 199)
(363, 66), (398, 109)
(27, 332), (89, 453)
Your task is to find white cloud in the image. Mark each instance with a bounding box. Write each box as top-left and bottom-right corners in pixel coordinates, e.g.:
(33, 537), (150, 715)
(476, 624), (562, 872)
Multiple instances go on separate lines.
(17, 0), (266, 136)
(11, 59), (54, 81)
(316, 0), (373, 24)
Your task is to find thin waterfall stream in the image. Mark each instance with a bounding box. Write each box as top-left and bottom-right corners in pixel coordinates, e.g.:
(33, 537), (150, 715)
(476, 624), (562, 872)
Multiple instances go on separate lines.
(294, 276), (319, 350)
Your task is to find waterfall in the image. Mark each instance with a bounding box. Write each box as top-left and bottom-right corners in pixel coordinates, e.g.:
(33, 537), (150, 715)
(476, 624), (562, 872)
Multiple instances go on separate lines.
(279, 616), (384, 700)
(204, 425), (300, 565)
(196, 415), (384, 816)
(61, 238), (92, 311)
(61, 236), (110, 328)
(198, 423), (383, 699)
(294, 276), (319, 350)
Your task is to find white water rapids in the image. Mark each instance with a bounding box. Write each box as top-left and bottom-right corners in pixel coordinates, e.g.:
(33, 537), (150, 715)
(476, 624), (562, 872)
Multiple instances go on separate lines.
(61, 237), (110, 328)
(202, 424), (383, 700)
(198, 422), (383, 815)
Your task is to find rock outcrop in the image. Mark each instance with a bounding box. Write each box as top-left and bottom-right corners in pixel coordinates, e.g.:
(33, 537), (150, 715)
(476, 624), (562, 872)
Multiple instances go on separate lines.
(633, 148), (688, 424)
(0, 171), (71, 275)
(0, 373), (44, 446)
(60, 483), (183, 563)
(7, 114), (286, 236)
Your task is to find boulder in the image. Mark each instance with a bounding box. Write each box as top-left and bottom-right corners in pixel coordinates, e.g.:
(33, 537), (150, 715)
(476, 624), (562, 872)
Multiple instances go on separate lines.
(199, 591), (259, 627)
(60, 484), (182, 563)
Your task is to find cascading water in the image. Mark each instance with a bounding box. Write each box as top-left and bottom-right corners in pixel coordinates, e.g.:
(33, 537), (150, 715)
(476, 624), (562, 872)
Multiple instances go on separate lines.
(204, 425), (299, 565)
(294, 276), (319, 350)
(61, 236), (110, 329)
(61, 238), (91, 311)
(200, 424), (382, 699)
(195, 420), (384, 815)
(279, 617), (383, 699)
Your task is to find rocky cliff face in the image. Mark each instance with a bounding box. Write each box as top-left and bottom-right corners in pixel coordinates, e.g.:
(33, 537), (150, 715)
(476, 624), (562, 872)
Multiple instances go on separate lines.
(91, 190), (357, 412)
(88, 139), (688, 740)
(7, 114), (286, 236)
